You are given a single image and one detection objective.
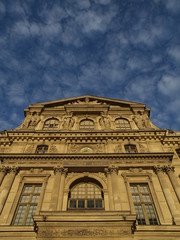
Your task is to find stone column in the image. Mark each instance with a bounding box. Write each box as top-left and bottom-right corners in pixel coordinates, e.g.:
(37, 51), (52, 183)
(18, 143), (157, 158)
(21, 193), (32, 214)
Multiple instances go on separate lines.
(57, 168), (68, 211)
(105, 168), (114, 210)
(0, 167), (19, 213)
(154, 166), (180, 223)
(164, 166), (180, 202)
(0, 167), (8, 186)
(110, 166), (121, 210)
(49, 167), (63, 211)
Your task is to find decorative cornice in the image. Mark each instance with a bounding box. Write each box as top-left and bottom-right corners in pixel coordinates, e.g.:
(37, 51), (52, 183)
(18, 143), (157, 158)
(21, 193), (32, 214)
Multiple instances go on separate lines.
(0, 152), (173, 162)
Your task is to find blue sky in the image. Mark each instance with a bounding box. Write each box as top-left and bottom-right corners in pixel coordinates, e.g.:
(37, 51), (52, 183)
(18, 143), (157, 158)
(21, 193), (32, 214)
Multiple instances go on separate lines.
(0, 0), (180, 131)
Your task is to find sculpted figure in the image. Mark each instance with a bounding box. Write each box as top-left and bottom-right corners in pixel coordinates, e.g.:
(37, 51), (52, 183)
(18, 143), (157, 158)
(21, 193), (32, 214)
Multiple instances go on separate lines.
(144, 113), (152, 128)
(62, 113), (75, 129)
(99, 113), (111, 129)
(29, 112), (40, 128)
(133, 112), (146, 129)
(16, 114), (32, 129)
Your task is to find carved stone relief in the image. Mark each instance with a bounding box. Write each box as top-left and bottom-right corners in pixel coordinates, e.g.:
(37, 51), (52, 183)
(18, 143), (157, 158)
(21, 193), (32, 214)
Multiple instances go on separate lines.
(68, 144), (105, 153)
(139, 143), (149, 152)
(25, 144), (35, 153)
(62, 113), (75, 130)
(133, 112), (152, 129)
(99, 112), (111, 129)
(16, 112), (40, 130)
(49, 145), (58, 153)
(38, 226), (132, 238)
(114, 144), (122, 153)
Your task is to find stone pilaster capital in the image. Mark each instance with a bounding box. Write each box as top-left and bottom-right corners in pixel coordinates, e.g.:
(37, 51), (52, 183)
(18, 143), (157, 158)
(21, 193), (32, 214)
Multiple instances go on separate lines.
(104, 168), (111, 175)
(54, 167), (68, 175)
(163, 165), (175, 173)
(0, 166), (9, 174)
(105, 166), (119, 175)
(154, 165), (164, 174)
(10, 167), (19, 175)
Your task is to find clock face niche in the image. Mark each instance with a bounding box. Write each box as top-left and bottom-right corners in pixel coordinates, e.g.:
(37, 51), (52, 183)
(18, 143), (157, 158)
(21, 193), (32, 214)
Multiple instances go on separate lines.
(80, 147), (93, 153)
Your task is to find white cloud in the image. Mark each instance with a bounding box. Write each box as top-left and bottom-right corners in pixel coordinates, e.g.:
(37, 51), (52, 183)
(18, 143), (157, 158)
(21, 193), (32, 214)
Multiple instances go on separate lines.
(94, 0), (111, 5)
(164, 0), (180, 13)
(158, 74), (180, 97)
(168, 45), (180, 63)
(76, 6), (117, 33)
(0, 1), (5, 20)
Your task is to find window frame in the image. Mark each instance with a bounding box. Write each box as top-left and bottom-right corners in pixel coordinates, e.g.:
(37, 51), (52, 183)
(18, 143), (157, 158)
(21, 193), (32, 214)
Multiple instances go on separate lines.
(79, 119), (95, 130)
(68, 181), (104, 210)
(36, 145), (48, 154)
(12, 184), (42, 226)
(8, 174), (49, 226)
(43, 118), (59, 130)
(130, 183), (159, 225)
(124, 144), (138, 153)
(115, 118), (131, 130)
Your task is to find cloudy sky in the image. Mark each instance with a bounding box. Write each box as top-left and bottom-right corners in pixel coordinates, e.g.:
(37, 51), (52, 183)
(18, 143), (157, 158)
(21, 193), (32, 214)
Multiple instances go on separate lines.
(0, 0), (180, 131)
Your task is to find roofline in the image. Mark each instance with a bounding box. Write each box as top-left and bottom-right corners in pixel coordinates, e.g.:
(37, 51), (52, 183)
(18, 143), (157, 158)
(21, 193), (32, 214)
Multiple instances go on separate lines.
(29, 95), (146, 107)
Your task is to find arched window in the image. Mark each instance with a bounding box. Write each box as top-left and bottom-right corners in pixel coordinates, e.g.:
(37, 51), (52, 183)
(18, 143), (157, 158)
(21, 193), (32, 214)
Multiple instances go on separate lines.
(124, 144), (137, 153)
(35, 145), (48, 154)
(79, 119), (94, 130)
(68, 178), (104, 210)
(43, 118), (59, 130)
(115, 118), (131, 130)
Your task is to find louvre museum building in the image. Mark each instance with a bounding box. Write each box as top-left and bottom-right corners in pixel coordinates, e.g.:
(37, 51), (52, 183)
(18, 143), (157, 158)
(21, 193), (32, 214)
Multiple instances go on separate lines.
(0, 95), (180, 240)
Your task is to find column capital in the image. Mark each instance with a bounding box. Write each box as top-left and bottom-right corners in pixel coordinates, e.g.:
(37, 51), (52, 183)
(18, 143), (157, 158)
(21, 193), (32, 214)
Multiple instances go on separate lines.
(154, 165), (164, 174)
(9, 167), (19, 175)
(0, 166), (9, 173)
(163, 165), (175, 173)
(105, 166), (118, 175)
(54, 167), (68, 175)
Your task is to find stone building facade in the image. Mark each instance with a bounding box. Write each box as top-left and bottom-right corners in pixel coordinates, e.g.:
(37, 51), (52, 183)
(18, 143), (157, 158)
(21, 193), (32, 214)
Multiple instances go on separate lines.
(0, 95), (180, 239)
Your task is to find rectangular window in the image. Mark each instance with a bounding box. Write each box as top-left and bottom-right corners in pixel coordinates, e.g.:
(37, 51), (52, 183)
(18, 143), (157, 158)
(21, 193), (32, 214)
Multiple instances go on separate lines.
(125, 144), (137, 153)
(13, 184), (42, 226)
(130, 183), (158, 225)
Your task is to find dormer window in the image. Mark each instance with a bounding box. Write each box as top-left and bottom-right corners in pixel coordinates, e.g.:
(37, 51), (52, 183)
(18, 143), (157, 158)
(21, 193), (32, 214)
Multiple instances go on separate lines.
(124, 144), (137, 153)
(36, 145), (48, 154)
(43, 118), (59, 130)
(79, 119), (94, 130)
(115, 118), (131, 130)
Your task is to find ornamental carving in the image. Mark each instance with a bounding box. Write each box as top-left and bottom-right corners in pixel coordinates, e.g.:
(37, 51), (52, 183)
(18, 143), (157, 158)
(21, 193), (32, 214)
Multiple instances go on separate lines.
(80, 147), (93, 153)
(25, 144), (35, 153)
(69, 97), (103, 105)
(133, 112), (152, 129)
(49, 145), (58, 153)
(114, 144), (122, 153)
(38, 227), (131, 238)
(69, 144), (79, 153)
(99, 113), (111, 129)
(62, 113), (75, 129)
(139, 143), (148, 153)
(94, 144), (104, 153)
(17, 112), (40, 130)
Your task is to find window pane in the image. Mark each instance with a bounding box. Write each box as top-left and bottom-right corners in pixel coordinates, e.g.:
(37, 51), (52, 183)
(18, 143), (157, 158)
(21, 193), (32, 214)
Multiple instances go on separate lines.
(80, 120), (94, 130)
(87, 200), (94, 208)
(130, 183), (158, 225)
(96, 199), (102, 208)
(68, 181), (103, 210)
(78, 200), (85, 208)
(13, 184), (42, 226)
(115, 118), (131, 130)
(70, 200), (76, 208)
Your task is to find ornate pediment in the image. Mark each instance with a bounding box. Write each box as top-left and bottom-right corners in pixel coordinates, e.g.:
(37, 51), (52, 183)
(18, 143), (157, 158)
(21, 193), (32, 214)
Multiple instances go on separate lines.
(15, 95), (159, 131)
